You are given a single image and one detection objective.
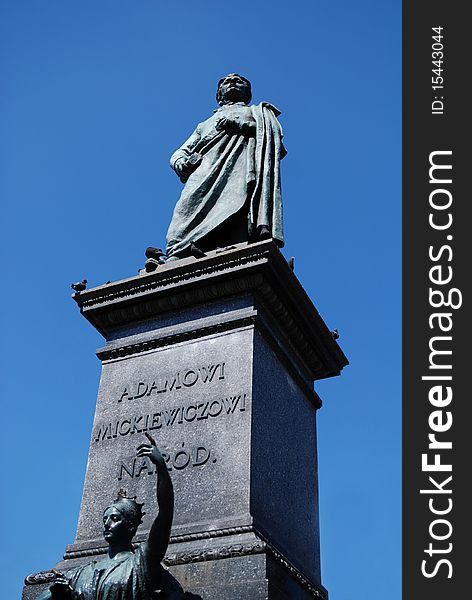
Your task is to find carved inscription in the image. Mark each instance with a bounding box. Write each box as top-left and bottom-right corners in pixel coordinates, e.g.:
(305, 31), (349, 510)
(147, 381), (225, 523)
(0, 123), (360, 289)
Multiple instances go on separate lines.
(118, 443), (215, 480)
(95, 393), (248, 443)
(119, 362), (225, 402)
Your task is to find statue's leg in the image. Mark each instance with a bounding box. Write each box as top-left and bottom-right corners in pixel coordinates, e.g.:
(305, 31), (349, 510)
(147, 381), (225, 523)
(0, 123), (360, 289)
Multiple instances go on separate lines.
(197, 205), (250, 253)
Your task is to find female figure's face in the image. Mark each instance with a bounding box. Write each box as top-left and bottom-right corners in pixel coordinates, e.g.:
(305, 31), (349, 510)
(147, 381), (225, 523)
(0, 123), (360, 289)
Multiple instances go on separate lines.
(103, 506), (131, 545)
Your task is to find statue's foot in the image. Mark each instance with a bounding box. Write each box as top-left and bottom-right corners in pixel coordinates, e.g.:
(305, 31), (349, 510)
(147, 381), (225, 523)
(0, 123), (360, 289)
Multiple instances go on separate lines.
(257, 225), (272, 241)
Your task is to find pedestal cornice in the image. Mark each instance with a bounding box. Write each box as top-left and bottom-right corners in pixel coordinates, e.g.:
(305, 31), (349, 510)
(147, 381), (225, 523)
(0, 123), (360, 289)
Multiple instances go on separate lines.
(73, 240), (348, 382)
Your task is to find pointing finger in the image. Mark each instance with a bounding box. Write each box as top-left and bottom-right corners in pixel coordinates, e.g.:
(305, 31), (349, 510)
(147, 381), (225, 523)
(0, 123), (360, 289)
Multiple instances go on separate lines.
(144, 431), (157, 446)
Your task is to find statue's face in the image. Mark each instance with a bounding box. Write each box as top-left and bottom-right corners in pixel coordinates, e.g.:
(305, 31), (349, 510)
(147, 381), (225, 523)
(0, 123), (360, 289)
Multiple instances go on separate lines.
(218, 75), (249, 104)
(103, 506), (131, 545)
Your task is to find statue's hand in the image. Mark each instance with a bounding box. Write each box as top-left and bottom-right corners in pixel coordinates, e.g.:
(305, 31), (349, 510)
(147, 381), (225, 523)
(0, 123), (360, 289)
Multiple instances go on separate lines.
(49, 578), (74, 599)
(137, 432), (165, 466)
(174, 153), (202, 179)
(216, 115), (255, 135)
(215, 115), (241, 132)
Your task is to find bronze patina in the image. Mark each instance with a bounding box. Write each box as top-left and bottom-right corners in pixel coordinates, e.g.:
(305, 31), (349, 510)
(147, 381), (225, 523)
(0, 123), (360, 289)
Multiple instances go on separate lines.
(37, 434), (184, 600)
(166, 74), (286, 260)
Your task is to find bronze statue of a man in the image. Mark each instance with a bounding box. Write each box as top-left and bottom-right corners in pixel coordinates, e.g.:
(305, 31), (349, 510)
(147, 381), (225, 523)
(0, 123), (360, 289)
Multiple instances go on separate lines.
(37, 435), (184, 600)
(165, 74), (286, 261)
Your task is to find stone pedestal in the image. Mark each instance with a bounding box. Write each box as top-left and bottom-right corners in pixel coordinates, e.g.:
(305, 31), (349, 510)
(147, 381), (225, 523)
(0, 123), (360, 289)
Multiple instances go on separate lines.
(23, 240), (347, 600)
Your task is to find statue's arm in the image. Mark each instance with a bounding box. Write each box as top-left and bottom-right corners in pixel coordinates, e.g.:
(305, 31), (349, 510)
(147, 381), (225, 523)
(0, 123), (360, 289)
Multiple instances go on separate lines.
(136, 435), (174, 564)
(170, 128), (203, 182)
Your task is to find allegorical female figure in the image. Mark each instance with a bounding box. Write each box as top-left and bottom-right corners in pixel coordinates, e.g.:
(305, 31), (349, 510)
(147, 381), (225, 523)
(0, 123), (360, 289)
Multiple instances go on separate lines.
(38, 434), (184, 600)
(166, 74), (286, 260)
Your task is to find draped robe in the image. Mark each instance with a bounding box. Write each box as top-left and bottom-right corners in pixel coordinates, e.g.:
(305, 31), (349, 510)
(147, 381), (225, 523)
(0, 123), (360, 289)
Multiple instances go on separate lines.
(36, 545), (184, 600)
(166, 101), (286, 259)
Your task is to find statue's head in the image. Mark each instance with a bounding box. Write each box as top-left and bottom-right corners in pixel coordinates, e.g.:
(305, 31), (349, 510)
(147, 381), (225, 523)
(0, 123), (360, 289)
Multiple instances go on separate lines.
(103, 489), (145, 546)
(216, 73), (252, 106)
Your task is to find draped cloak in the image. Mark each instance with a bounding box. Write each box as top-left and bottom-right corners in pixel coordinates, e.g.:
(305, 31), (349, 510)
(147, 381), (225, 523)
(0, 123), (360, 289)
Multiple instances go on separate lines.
(166, 102), (286, 259)
(36, 545), (184, 600)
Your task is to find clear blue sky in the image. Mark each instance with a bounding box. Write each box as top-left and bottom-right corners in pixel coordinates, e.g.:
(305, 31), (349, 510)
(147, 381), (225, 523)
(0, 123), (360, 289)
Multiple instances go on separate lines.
(0, 1), (401, 598)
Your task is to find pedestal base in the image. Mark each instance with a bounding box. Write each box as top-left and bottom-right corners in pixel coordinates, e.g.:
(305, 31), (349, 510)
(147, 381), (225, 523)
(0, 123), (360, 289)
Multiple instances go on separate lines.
(23, 241), (347, 599)
(24, 532), (328, 600)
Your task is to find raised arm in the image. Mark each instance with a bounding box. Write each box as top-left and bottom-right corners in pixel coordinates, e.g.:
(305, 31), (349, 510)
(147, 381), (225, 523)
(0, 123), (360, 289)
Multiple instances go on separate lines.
(136, 433), (174, 564)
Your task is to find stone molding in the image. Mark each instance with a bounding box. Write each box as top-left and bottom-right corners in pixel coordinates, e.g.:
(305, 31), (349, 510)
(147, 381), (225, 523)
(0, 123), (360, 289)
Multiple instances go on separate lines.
(170, 524), (255, 544)
(76, 247), (269, 313)
(63, 525), (256, 560)
(95, 273), (262, 334)
(165, 540), (266, 566)
(96, 315), (256, 362)
(26, 529), (326, 599)
(24, 570), (57, 586)
(94, 312), (322, 409)
(264, 539), (325, 599)
(75, 241), (347, 381)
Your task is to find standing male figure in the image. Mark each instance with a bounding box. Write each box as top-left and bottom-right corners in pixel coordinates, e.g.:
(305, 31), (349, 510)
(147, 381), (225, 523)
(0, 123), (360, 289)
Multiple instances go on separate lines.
(166, 74), (286, 260)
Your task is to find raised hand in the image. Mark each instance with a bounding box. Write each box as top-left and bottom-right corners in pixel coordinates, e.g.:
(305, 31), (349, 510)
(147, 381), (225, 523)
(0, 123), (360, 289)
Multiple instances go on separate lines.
(137, 432), (174, 565)
(136, 432), (166, 466)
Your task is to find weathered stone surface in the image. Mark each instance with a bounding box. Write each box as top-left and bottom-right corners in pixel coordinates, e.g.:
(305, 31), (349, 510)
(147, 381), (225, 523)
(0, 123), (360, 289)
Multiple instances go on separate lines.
(24, 241), (347, 599)
(170, 552), (323, 599)
(251, 329), (322, 581)
(74, 328), (253, 546)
